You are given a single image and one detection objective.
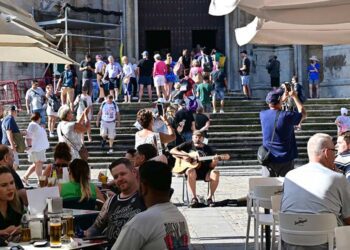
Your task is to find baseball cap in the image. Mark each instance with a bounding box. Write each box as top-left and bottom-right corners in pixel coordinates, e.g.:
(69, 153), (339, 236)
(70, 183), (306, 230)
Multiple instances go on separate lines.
(240, 50), (247, 54)
(141, 51), (148, 56)
(265, 90), (283, 105)
(9, 105), (18, 112)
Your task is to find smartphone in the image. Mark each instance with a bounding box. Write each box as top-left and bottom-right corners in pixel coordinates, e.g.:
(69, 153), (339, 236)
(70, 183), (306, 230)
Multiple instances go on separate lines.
(157, 103), (164, 116)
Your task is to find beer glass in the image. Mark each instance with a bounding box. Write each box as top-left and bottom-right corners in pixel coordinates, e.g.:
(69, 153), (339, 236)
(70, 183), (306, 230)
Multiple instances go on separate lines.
(47, 177), (56, 187)
(39, 176), (47, 187)
(49, 217), (62, 247)
(21, 227), (31, 242)
(62, 210), (74, 240)
(100, 175), (108, 189)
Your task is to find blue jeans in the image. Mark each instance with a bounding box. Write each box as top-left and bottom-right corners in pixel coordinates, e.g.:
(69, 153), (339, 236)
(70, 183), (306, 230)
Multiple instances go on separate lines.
(33, 108), (46, 126)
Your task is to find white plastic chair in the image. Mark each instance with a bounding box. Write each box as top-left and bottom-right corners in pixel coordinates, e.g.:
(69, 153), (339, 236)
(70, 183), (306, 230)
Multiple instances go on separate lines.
(252, 185), (283, 250)
(271, 194), (282, 250)
(245, 177), (284, 250)
(279, 213), (337, 250)
(335, 226), (350, 250)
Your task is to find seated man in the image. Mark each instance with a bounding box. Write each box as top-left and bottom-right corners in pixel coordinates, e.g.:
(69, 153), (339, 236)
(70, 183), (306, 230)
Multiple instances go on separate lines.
(112, 161), (190, 250)
(281, 133), (350, 249)
(86, 158), (146, 248)
(335, 131), (350, 181)
(170, 130), (219, 207)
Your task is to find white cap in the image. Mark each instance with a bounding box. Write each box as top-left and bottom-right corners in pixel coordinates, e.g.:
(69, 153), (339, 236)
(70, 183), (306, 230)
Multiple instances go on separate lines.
(341, 107), (348, 115)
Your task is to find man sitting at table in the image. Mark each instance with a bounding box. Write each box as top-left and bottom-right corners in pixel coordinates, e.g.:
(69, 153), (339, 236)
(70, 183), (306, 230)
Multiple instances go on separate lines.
(85, 158), (146, 248)
(112, 161), (190, 250)
(281, 133), (350, 249)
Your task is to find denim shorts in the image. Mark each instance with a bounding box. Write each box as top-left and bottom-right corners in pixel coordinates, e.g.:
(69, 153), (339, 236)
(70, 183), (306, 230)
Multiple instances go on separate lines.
(214, 88), (225, 101)
(241, 75), (250, 86)
(309, 79), (319, 85)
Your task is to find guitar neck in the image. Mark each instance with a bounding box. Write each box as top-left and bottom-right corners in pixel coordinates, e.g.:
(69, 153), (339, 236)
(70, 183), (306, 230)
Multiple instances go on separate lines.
(198, 156), (215, 161)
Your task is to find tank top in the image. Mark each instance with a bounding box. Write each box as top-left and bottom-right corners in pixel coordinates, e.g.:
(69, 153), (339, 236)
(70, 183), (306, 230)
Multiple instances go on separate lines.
(60, 181), (96, 200)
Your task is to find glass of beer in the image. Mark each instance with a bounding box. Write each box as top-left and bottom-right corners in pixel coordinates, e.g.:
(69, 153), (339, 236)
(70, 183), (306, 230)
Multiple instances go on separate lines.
(47, 177), (56, 187)
(39, 176), (47, 187)
(100, 175), (108, 189)
(49, 217), (62, 247)
(62, 210), (74, 240)
(21, 227), (31, 242)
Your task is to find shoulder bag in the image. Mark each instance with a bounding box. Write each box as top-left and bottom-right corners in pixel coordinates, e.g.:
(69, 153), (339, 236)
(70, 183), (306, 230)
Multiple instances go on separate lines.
(257, 111), (281, 166)
(59, 123), (89, 161)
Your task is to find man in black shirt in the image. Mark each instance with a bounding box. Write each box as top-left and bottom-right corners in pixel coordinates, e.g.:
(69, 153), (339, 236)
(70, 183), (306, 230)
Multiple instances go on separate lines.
(174, 101), (195, 142)
(86, 158), (146, 247)
(239, 50), (252, 99)
(79, 54), (95, 97)
(137, 51), (153, 102)
(170, 130), (220, 207)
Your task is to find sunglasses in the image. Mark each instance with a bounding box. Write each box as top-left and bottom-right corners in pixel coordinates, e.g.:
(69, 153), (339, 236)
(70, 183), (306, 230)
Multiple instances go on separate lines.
(53, 163), (68, 168)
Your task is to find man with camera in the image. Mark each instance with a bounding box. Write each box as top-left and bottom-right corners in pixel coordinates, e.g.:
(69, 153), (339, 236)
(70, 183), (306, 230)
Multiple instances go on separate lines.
(259, 85), (306, 177)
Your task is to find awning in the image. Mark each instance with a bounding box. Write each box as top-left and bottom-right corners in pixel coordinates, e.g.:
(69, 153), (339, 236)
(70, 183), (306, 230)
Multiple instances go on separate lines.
(0, 0), (55, 40)
(209, 0), (350, 25)
(0, 38), (77, 64)
(235, 17), (350, 46)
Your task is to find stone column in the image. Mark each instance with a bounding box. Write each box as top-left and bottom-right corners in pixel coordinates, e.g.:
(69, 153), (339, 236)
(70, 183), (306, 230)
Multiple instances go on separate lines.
(228, 9), (241, 91)
(125, 0), (136, 59)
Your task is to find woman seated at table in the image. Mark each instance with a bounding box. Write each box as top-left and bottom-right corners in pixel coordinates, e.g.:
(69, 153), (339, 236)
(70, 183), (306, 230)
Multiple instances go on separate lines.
(59, 159), (105, 205)
(0, 166), (24, 237)
(42, 142), (72, 181)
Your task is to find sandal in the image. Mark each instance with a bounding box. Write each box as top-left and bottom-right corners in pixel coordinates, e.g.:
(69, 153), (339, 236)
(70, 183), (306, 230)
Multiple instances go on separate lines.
(207, 198), (215, 207)
(190, 197), (199, 208)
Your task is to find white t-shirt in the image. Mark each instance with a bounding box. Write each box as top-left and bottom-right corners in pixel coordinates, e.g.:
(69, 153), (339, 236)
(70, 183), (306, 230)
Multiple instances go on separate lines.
(112, 202), (190, 250)
(101, 101), (119, 122)
(26, 121), (49, 152)
(123, 63), (136, 78)
(95, 60), (106, 74)
(75, 94), (92, 120)
(25, 87), (45, 110)
(281, 162), (350, 225)
(57, 121), (82, 160)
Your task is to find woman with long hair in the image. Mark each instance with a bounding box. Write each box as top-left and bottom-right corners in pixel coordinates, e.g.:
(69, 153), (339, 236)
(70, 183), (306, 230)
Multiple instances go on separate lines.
(0, 166), (23, 237)
(135, 109), (175, 152)
(59, 159), (105, 203)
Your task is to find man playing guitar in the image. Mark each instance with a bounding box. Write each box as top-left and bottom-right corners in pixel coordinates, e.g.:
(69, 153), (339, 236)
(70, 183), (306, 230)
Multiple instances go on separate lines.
(170, 130), (220, 207)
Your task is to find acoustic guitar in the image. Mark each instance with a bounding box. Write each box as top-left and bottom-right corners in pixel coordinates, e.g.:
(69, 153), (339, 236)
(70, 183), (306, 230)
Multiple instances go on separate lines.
(172, 150), (230, 174)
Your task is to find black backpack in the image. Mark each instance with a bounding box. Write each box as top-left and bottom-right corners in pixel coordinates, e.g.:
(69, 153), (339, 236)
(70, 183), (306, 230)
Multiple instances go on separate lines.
(202, 55), (213, 73)
(48, 94), (61, 112)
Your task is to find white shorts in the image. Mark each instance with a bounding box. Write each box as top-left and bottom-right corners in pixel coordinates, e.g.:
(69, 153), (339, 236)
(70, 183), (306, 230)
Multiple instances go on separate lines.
(46, 106), (58, 117)
(153, 75), (166, 87)
(100, 121), (116, 139)
(28, 150), (47, 163)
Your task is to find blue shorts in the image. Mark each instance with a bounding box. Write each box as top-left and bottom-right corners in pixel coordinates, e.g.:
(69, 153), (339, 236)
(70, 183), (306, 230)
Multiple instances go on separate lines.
(123, 82), (132, 96)
(214, 88), (225, 101)
(241, 75), (250, 86)
(309, 79), (319, 85)
(139, 76), (153, 86)
(33, 108), (46, 126)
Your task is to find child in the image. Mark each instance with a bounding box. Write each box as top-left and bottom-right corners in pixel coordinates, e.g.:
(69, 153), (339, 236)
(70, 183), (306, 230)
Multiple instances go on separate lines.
(74, 86), (93, 143)
(196, 74), (212, 113)
(335, 108), (350, 135)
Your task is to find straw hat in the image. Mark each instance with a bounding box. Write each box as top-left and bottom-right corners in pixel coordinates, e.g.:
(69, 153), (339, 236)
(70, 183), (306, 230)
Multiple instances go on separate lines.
(309, 55), (319, 61)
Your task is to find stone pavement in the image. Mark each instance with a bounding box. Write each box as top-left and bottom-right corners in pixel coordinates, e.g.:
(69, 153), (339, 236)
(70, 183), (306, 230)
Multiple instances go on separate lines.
(171, 175), (258, 250)
(18, 170), (259, 250)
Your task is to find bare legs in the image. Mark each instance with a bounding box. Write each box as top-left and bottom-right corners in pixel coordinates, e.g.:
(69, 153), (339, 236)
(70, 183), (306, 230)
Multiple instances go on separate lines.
(186, 168), (220, 200)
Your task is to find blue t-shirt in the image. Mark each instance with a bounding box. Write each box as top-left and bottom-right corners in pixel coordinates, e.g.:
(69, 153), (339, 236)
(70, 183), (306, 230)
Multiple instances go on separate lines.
(307, 63), (320, 81)
(2, 115), (20, 145)
(260, 109), (302, 163)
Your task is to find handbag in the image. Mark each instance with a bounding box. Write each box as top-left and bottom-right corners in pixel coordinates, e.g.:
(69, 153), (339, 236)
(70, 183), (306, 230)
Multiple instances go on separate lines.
(59, 124), (89, 161)
(257, 111), (280, 166)
(13, 132), (25, 153)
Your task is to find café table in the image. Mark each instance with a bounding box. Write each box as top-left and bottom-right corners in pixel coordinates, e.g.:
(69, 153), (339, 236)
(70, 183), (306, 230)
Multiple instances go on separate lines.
(7, 239), (108, 249)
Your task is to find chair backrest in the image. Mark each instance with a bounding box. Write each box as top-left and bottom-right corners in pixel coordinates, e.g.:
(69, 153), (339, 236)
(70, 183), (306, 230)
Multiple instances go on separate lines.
(63, 198), (97, 210)
(253, 185), (283, 210)
(279, 212), (337, 247)
(271, 194), (282, 219)
(248, 177), (284, 193)
(335, 226), (350, 250)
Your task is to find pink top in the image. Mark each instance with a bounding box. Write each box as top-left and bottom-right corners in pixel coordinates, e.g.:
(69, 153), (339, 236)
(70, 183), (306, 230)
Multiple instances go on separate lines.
(153, 61), (167, 77)
(189, 67), (203, 78)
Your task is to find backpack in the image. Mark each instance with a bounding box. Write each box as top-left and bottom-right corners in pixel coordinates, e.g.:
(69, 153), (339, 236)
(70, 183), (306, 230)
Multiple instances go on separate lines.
(187, 96), (199, 112)
(74, 94), (88, 114)
(63, 70), (74, 87)
(48, 94), (61, 112)
(202, 55), (213, 73)
(101, 101), (117, 110)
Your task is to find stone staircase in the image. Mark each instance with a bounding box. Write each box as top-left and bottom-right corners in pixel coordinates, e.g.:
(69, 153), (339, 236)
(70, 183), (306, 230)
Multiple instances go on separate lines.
(15, 93), (345, 177)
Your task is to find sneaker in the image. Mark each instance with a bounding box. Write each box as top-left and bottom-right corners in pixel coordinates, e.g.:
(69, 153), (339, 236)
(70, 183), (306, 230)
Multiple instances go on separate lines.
(49, 132), (55, 138)
(107, 148), (113, 154)
(213, 110), (217, 114)
(220, 109), (224, 113)
(101, 140), (106, 148)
